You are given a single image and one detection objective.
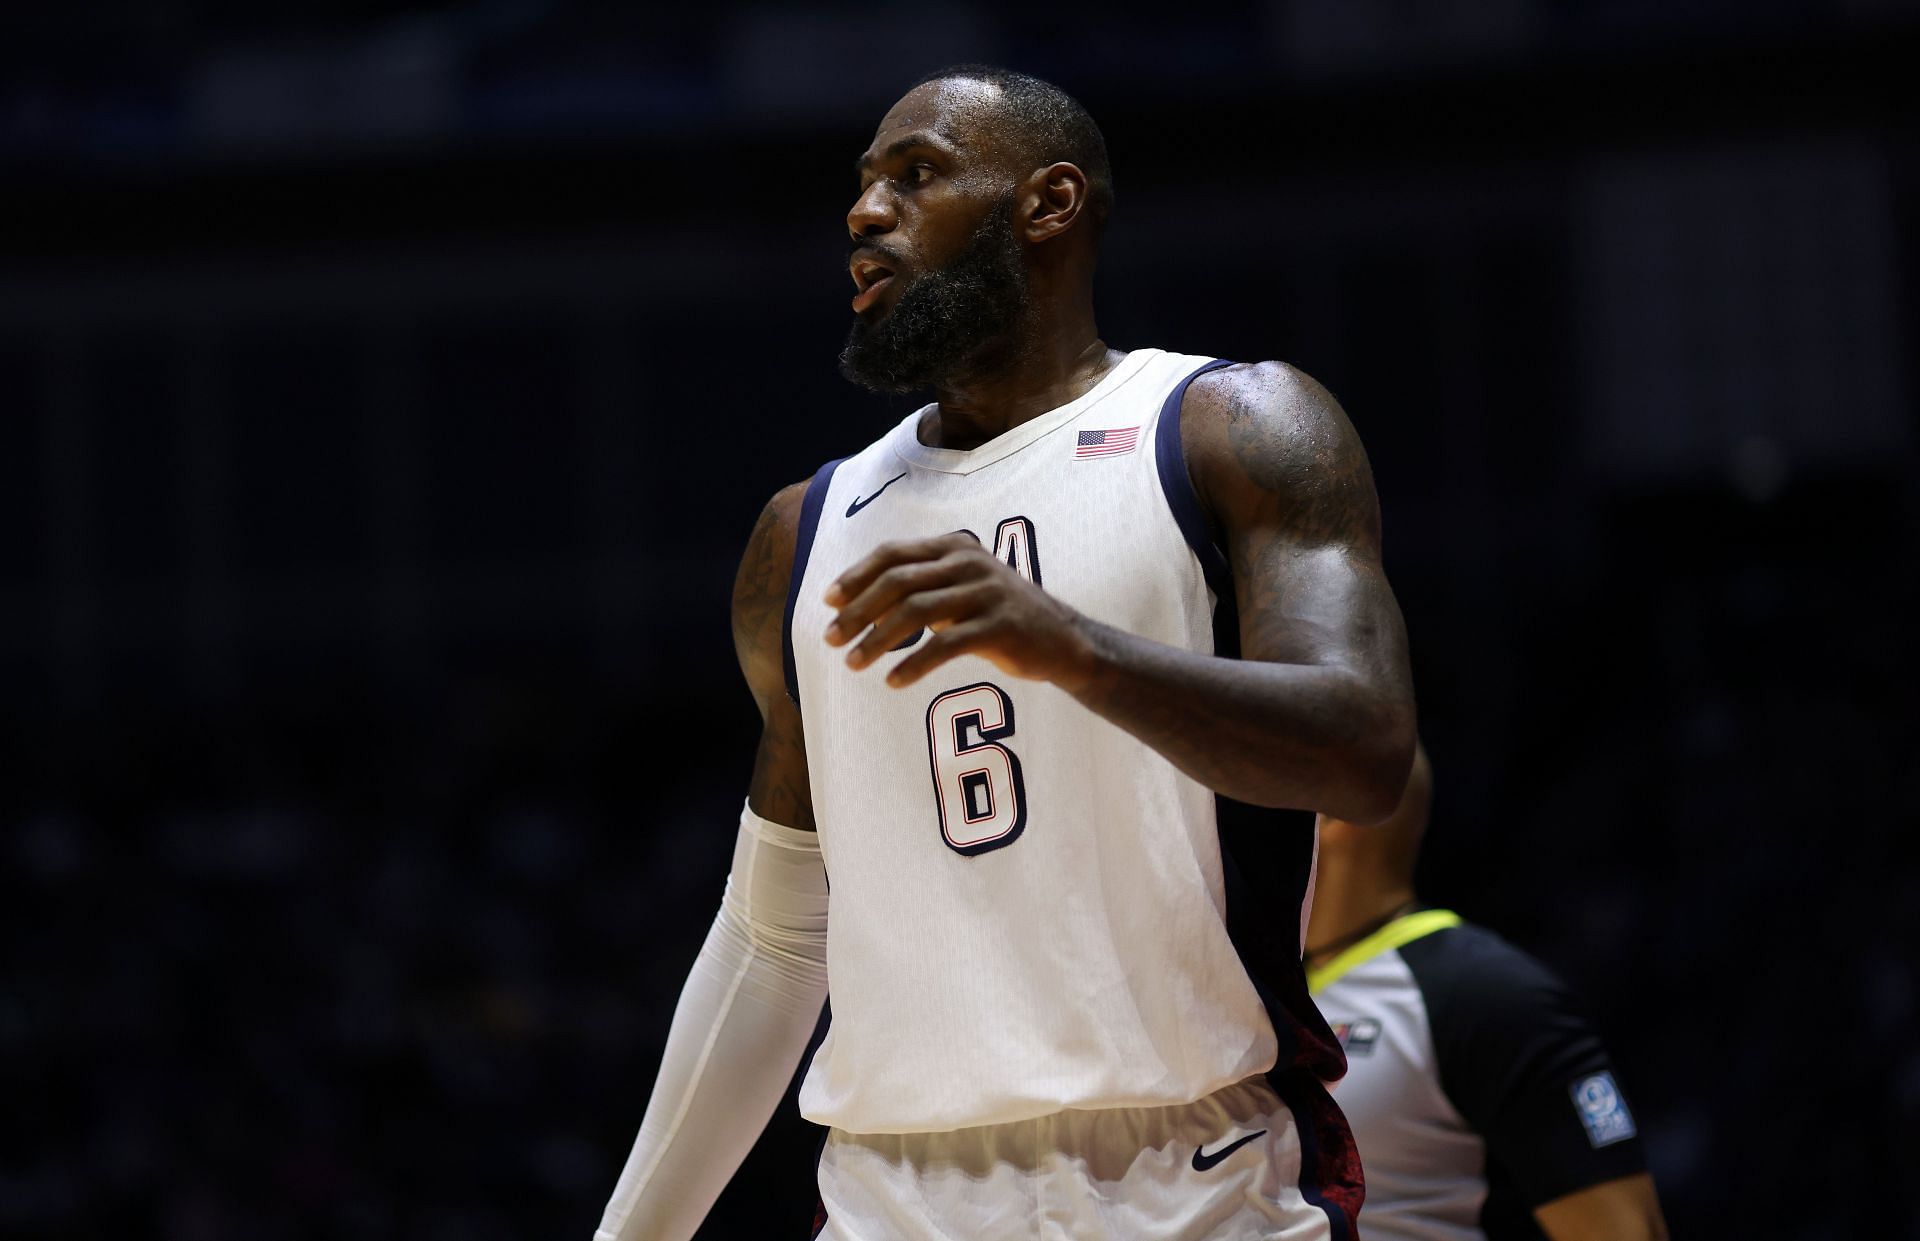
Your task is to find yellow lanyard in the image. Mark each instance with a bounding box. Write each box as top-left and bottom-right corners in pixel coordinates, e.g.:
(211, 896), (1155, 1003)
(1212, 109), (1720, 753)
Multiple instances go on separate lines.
(1307, 909), (1462, 994)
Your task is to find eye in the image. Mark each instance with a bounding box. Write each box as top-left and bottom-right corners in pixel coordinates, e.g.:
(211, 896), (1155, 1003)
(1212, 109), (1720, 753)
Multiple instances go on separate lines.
(904, 163), (937, 187)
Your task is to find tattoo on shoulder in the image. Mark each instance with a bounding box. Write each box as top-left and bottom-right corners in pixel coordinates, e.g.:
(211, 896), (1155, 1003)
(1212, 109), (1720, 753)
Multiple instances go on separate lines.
(1206, 363), (1382, 550)
(731, 484), (806, 663)
(733, 504), (786, 639)
(730, 481), (813, 725)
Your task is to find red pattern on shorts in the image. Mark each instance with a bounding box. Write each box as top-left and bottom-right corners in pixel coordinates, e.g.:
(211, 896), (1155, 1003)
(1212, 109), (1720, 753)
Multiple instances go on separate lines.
(1276, 1069), (1366, 1241)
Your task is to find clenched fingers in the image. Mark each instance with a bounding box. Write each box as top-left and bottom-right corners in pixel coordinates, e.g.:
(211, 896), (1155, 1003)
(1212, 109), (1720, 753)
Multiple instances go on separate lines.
(883, 619), (997, 688)
(824, 533), (981, 611)
(825, 537), (986, 646)
(844, 581), (996, 669)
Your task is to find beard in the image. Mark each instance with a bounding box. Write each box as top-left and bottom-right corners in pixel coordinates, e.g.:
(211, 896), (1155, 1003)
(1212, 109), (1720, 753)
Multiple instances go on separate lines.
(838, 193), (1031, 394)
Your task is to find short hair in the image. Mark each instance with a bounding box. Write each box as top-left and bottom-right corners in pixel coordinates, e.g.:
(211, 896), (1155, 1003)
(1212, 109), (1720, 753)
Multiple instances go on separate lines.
(910, 64), (1114, 234)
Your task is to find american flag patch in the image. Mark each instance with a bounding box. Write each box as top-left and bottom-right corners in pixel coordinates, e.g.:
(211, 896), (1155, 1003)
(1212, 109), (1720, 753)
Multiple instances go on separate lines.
(1075, 426), (1140, 458)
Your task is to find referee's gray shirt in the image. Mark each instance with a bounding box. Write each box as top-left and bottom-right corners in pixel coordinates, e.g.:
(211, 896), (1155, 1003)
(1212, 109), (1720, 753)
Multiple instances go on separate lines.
(1311, 910), (1647, 1241)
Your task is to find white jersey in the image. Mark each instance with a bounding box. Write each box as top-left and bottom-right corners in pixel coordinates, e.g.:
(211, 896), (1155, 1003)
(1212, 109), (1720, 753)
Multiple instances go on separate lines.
(784, 348), (1348, 1139)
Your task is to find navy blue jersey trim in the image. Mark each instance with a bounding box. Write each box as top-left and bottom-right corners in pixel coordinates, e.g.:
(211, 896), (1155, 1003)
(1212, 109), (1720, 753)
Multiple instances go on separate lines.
(784, 458), (846, 706)
(1219, 799), (1336, 1079)
(1152, 357), (1236, 605)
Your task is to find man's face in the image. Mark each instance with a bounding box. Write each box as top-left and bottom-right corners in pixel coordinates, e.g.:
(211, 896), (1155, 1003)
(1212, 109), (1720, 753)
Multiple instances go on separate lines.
(839, 80), (1032, 393)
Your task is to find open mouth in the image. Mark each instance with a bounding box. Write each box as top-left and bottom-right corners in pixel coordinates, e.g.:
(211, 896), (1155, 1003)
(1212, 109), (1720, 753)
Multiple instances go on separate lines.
(850, 255), (897, 314)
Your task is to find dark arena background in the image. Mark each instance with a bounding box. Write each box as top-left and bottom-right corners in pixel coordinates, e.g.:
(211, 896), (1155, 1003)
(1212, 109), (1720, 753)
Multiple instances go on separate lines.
(4, 4), (1917, 1239)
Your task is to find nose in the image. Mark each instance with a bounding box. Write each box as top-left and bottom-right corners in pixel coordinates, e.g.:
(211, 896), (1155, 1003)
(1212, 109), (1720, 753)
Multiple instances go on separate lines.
(847, 180), (897, 240)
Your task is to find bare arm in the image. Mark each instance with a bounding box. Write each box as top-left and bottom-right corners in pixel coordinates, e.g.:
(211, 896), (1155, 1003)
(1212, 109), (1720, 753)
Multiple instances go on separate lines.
(1532, 1173), (1669, 1241)
(823, 361), (1414, 822)
(732, 480), (816, 831)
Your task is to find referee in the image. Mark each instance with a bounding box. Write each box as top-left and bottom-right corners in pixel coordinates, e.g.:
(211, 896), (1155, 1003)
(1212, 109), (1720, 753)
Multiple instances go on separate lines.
(1307, 745), (1668, 1241)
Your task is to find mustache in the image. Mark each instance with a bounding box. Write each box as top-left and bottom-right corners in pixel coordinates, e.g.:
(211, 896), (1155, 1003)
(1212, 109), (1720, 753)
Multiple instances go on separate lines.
(848, 238), (907, 269)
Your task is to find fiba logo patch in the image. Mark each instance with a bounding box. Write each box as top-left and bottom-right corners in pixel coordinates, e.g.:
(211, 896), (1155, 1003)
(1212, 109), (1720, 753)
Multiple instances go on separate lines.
(1570, 1071), (1636, 1148)
(1331, 1018), (1382, 1056)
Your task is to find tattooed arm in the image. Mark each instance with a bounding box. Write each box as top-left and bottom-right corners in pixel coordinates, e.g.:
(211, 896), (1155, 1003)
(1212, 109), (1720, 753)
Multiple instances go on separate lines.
(823, 364), (1413, 823)
(1087, 361), (1414, 821)
(733, 481), (817, 831)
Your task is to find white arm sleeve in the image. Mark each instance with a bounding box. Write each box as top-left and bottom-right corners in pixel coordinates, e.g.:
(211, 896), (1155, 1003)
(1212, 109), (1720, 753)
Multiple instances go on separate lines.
(594, 801), (829, 1241)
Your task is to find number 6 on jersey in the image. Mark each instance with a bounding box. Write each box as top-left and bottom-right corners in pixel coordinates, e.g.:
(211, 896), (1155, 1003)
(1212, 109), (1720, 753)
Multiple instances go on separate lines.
(924, 682), (1027, 856)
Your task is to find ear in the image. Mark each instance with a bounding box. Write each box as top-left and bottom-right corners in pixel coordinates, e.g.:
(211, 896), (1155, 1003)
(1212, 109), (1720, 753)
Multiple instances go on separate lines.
(1018, 161), (1089, 243)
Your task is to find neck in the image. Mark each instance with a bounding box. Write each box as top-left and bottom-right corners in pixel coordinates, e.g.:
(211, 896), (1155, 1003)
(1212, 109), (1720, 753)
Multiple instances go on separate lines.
(1305, 869), (1418, 964)
(923, 290), (1115, 451)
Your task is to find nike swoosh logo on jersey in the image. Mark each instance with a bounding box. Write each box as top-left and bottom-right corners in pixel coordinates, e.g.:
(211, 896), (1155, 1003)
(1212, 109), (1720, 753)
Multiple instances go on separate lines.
(1191, 1129), (1267, 1171)
(845, 471), (908, 518)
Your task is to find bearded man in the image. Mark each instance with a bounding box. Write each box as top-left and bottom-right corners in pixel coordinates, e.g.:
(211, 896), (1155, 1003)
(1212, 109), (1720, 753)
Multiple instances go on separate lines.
(595, 65), (1416, 1241)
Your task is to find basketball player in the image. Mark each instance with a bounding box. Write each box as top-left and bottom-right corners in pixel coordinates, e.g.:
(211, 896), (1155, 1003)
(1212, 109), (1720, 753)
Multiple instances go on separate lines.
(595, 65), (1416, 1240)
(1307, 745), (1668, 1241)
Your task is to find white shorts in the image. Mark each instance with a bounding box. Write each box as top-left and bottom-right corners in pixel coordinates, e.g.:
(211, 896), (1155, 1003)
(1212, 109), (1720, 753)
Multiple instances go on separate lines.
(814, 1075), (1353, 1240)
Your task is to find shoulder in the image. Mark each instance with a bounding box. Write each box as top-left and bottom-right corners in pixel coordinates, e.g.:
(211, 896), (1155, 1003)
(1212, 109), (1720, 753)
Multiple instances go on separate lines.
(1398, 922), (1610, 1121)
(1182, 359), (1339, 419)
(731, 479), (814, 707)
(757, 478), (814, 545)
(1399, 922), (1579, 1020)
(733, 480), (812, 608)
(1177, 359), (1380, 548)
(1181, 361), (1361, 464)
